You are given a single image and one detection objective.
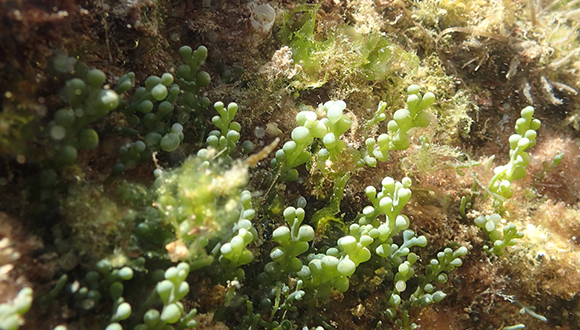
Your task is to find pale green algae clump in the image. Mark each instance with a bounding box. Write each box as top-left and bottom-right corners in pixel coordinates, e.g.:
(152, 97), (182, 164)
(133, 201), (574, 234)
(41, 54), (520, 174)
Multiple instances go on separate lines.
(153, 151), (249, 266)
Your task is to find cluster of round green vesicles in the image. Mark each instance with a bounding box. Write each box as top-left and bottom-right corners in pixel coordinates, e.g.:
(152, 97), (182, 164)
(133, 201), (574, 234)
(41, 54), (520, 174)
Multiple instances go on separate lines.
(474, 214), (523, 255)
(219, 190), (257, 278)
(47, 46), (212, 172)
(112, 45), (213, 173)
(55, 257), (197, 330)
(60, 258), (138, 321)
(265, 206), (314, 277)
(125, 73), (179, 127)
(116, 123), (185, 171)
(175, 46), (212, 123)
(48, 65), (124, 165)
(488, 106), (541, 201)
(363, 85), (435, 166)
(132, 262), (196, 330)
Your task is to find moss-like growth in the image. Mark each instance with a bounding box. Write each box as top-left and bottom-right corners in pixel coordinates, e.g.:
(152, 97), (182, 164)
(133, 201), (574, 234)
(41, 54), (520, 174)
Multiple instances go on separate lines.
(154, 153), (249, 266)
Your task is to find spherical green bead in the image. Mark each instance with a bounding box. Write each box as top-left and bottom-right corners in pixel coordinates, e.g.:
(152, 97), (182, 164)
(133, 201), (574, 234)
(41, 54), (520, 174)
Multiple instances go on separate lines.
(338, 236), (357, 252)
(389, 293), (401, 306)
(56, 145), (78, 165)
(152, 84), (168, 101)
(450, 258), (462, 267)
(326, 102), (345, 124)
(179, 46), (193, 60)
(63, 78), (87, 102)
(206, 135), (219, 148)
(433, 291), (446, 303)
(337, 258), (356, 276)
(521, 106), (534, 119)
(143, 113), (157, 129)
(161, 73), (174, 86)
(421, 92), (436, 108)
(211, 116), (223, 130)
(111, 163), (125, 176)
(171, 123), (183, 133)
(196, 71), (211, 87)
(220, 243), (234, 258)
(78, 128), (99, 150)
(395, 280), (407, 292)
(454, 246), (468, 257)
(105, 322), (122, 330)
(138, 100), (154, 114)
(145, 132), (162, 149)
(145, 76), (162, 90)
(407, 84), (420, 95)
(134, 141), (146, 152)
(50, 125), (66, 141)
(194, 45), (208, 62)
(114, 302), (132, 321)
(407, 252), (418, 264)
(115, 72), (134, 93)
(284, 169), (299, 181)
(398, 262), (410, 276)
(524, 129), (537, 141)
(157, 101), (173, 119)
(156, 280), (174, 304)
(96, 259), (111, 275)
(226, 130), (240, 142)
(181, 92), (195, 105)
(169, 84), (180, 96)
(118, 267), (134, 281)
(164, 266), (179, 282)
(87, 69), (106, 87)
(99, 90), (120, 111)
(333, 276), (349, 292)
(177, 64), (191, 78)
(144, 309), (160, 327)
(160, 303), (181, 324)
(322, 133), (337, 149)
(133, 87), (147, 100)
(291, 126), (310, 144)
(199, 96), (211, 109)
(230, 121), (242, 132)
(393, 109), (411, 125)
(530, 118), (541, 130)
(160, 133), (180, 152)
(241, 140), (254, 154)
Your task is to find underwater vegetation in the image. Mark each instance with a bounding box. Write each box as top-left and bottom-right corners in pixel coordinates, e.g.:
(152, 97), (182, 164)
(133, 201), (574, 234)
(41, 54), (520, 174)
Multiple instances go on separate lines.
(1, 1), (580, 330)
